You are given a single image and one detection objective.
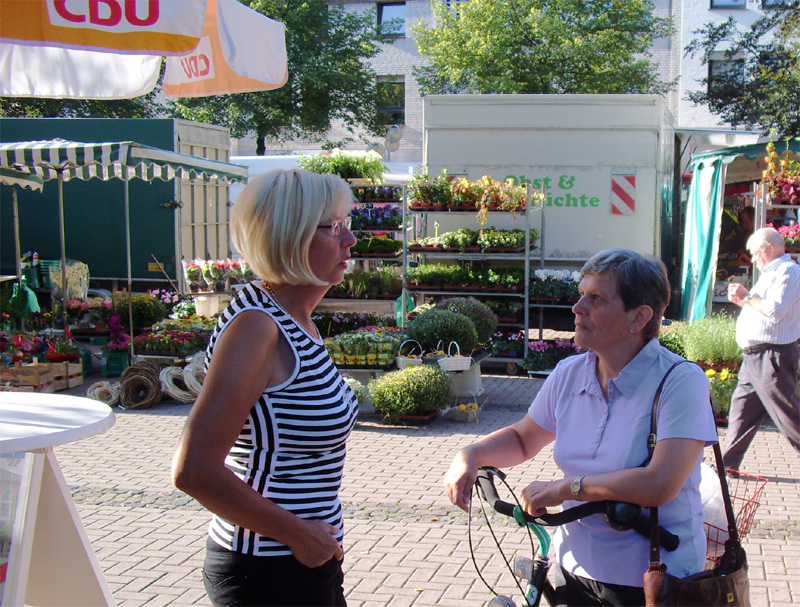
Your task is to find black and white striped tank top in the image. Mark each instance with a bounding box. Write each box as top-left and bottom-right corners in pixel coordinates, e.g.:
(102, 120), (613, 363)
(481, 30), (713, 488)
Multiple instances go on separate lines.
(205, 282), (358, 556)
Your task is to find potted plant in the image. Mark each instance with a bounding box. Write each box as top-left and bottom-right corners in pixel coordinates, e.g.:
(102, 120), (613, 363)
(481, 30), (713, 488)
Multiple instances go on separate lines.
(407, 308), (479, 355)
(298, 149), (387, 183)
(451, 177), (481, 211)
(101, 313), (131, 376)
(45, 329), (81, 363)
(706, 366), (738, 424)
(440, 228), (479, 252)
(762, 140), (800, 203)
(407, 169), (452, 208)
(434, 297), (498, 345)
(679, 313), (741, 369)
(367, 364), (453, 424)
(489, 330), (525, 358)
(521, 338), (584, 371)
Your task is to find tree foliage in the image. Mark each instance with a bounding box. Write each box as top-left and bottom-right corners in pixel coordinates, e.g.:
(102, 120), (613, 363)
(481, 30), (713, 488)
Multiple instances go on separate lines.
(0, 94), (161, 119)
(685, 7), (800, 138)
(412, 0), (675, 96)
(170, 0), (387, 154)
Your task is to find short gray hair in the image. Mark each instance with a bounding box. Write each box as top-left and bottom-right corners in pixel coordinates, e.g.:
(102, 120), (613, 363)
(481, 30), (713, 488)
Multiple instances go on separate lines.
(747, 227), (785, 254)
(581, 249), (670, 340)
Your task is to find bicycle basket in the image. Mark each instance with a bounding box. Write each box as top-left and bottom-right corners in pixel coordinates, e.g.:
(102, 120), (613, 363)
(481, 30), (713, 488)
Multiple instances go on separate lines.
(704, 468), (768, 566)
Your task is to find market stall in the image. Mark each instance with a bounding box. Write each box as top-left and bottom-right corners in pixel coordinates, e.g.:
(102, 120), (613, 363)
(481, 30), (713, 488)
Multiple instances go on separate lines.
(679, 140), (800, 320)
(0, 139), (248, 352)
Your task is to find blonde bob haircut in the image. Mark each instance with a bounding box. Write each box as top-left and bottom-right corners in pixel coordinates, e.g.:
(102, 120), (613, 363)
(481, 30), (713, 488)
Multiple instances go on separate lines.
(231, 169), (354, 286)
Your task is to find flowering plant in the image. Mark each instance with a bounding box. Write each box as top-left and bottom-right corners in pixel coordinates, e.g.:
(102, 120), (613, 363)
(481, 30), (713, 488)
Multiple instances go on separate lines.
(103, 313), (131, 352)
(0, 332), (47, 364)
(488, 330), (525, 357)
(706, 367), (737, 416)
(530, 269), (581, 299)
(775, 223), (800, 250)
(407, 169), (452, 206)
(353, 185), (402, 202)
(350, 205), (403, 230)
(133, 330), (209, 356)
(46, 327), (80, 362)
(522, 339), (585, 371)
(183, 260), (203, 290)
(762, 140), (800, 203)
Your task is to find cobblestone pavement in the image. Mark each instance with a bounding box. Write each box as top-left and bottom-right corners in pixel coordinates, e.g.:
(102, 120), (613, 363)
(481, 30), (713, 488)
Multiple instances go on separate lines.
(55, 373), (800, 606)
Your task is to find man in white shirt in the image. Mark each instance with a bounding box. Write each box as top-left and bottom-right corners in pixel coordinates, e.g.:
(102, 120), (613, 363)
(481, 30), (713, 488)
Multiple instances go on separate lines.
(725, 227), (800, 470)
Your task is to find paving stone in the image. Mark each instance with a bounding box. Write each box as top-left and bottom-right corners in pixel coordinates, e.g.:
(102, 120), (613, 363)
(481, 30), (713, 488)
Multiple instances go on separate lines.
(48, 371), (800, 606)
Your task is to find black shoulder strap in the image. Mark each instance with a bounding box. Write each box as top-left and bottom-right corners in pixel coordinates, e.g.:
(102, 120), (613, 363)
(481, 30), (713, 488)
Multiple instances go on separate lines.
(642, 360), (686, 468)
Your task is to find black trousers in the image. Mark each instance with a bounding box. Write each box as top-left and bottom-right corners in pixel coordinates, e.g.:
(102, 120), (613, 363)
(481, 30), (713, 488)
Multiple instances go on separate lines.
(203, 539), (346, 607)
(554, 566), (645, 606)
(723, 341), (800, 471)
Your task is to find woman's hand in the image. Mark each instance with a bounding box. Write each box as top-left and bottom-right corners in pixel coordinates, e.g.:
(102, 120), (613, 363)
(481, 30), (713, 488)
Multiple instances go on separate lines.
(519, 479), (570, 517)
(285, 519), (344, 568)
(444, 449), (478, 512)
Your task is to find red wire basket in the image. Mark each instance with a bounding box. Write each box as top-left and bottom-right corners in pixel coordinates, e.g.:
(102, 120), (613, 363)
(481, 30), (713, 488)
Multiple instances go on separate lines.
(704, 469), (768, 566)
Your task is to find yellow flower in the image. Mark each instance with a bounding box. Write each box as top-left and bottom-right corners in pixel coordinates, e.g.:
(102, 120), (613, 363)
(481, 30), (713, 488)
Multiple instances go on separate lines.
(719, 368), (729, 381)
(705, 369), (716, 377)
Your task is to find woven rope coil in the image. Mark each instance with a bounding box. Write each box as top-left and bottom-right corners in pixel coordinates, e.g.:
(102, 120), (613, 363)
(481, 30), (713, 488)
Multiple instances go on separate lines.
(183, 362), (206, 396)
(159, 366), (195, 403)
(119, 361), (163, 410)
(87, 381), (120, 406)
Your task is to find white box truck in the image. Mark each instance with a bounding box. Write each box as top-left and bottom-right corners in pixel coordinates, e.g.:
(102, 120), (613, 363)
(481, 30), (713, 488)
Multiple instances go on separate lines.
(422, 94), (678, 263)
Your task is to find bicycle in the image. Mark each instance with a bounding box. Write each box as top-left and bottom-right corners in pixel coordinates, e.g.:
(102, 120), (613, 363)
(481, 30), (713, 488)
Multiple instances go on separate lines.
(470, 467), (680, 607)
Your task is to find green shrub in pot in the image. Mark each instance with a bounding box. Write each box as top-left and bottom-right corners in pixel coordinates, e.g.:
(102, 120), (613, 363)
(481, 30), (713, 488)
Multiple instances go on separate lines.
(435, 297), (498, 345)
(680, 313), (741, 365)
(112, 293), (167, 332)
(407, 308), (479, 354)
(368, 364), (453, 423)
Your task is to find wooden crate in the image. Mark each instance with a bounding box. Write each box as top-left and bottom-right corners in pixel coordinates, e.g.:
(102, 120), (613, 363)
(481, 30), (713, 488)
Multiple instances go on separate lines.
(49, 361), (84, 391)
(0, 361), (55, 393)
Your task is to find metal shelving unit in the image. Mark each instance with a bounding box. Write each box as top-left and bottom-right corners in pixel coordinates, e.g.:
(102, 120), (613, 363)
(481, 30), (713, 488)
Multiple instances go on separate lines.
(400, 184), (545, 365)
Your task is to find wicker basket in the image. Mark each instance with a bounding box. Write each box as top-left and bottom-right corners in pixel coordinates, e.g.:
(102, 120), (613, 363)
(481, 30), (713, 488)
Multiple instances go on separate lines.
(451, 391), (481, 422)
(396, 339), (423, 369)
(438, 342), (472, 372)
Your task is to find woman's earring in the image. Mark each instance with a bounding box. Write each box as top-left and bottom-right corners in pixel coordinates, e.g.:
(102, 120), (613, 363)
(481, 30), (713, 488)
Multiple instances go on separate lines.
(629, 327), (636, 333)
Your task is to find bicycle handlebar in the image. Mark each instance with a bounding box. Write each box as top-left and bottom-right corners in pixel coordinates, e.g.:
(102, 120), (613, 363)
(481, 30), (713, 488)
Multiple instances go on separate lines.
(475, 467), (679, 552)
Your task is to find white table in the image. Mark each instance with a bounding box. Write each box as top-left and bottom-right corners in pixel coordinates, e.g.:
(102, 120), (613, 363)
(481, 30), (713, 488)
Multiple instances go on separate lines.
(0, 392), (116, 606)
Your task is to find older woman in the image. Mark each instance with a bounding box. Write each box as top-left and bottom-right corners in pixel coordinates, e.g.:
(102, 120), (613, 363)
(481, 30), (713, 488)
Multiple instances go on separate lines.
(444, 249), (718, 606)
(173, 169), (358, 607)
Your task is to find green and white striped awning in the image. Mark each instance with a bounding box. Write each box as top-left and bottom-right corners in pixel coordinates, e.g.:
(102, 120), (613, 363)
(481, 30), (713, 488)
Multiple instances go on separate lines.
(0, 167), (44, 191)
(0, 139), (248, 184)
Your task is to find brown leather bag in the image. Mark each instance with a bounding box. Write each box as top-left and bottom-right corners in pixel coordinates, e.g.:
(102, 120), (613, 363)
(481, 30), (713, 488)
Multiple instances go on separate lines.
(642, 363), (750, 606)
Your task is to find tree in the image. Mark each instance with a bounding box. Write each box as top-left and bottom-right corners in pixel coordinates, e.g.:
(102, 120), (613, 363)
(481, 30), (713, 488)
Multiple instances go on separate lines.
(412, 0), (675, 96)
(685, 8), (800, 138)
(0, 95), (161, 119)
(170, 0), (387, 155)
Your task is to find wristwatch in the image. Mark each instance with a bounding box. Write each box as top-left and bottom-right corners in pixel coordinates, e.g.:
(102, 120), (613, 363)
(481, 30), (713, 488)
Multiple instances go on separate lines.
(743, 292), (755, 304)
(570, 475), (585, 500)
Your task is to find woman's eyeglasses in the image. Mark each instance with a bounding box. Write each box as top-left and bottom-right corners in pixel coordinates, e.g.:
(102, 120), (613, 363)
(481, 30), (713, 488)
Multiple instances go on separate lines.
(316, 216), (352, 237)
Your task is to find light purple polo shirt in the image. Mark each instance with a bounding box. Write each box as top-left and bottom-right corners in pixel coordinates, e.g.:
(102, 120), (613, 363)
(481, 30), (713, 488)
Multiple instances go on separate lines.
(527, 339), (718, 587)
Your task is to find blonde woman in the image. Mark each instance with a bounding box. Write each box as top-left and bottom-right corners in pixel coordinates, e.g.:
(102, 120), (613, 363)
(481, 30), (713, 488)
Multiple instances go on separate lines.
(173, 169), (358, 606)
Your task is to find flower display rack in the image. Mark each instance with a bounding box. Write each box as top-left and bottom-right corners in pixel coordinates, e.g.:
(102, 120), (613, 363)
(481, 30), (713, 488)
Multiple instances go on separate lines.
(50, 361), (84, 391)
(0, 360), (55, 393)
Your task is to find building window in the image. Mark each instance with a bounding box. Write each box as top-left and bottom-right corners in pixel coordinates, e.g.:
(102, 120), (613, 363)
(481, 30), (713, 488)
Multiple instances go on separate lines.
(761, 0), (794, 8)
(710, 0), (746, 7)
(377, 77), (405, 126)
(708, 59), (745, 94)
(378, 2), (405, 37)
